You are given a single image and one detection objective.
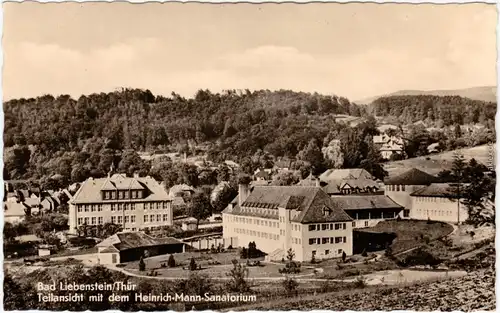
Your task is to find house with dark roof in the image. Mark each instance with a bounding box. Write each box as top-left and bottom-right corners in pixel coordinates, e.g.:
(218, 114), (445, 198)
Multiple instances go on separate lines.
(384, 168), (441, 218)
(222, 183), (353, 262)
(317, 168), (381, 196)
(333, 195), (404, 228)
(96, 231), (185, 264)
(4, 202), (29, 224)
(409, 183), (469, 224)
(68, 173), (173, 235)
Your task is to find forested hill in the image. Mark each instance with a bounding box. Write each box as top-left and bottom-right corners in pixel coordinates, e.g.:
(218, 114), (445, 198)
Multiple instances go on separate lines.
(4, 88), (366, 156)
(372, 95), (496, 127)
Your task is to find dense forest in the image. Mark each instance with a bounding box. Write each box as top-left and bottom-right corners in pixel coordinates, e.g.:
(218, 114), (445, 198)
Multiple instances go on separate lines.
(3, 88), (495, 187)
(372, 95), (496, 127)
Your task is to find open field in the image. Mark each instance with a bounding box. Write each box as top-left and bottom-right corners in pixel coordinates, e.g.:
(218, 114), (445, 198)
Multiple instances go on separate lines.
(359, 220), (454, 254)
(384, 144), (495, 177)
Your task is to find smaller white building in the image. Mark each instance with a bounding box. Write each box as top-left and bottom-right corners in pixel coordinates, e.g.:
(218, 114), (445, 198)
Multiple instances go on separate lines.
(410, 183), (468, 224)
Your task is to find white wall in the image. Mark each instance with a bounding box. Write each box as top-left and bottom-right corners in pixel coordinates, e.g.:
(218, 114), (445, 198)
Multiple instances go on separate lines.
(411, 196), (469, 224)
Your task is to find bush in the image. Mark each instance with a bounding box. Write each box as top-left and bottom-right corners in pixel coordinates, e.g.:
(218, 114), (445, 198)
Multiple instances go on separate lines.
(189, 257), (197, 271)
(354, 276), (367, 288)
(139, 257), (146, 271)
(168, 254), (176, 268)
(282, 277), (299, 295)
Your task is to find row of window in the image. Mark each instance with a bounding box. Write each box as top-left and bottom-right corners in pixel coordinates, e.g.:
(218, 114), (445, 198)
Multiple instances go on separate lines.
(292, 237), (302, 245)
(103, 190), (144, 200)
(415, 209), (454, 217)
(415, 197), (450, 203)
(387, 185), (406, 192)
(78, 216), (104, 226)
(230, 216), (280, 228)
(76, 202), (168, 213)
(143, 214), (170, 223)
(309, 237), (347, 245)
(352, 221), (370, 227)
(308, 223), (346, 232)
(311, 249), (343, 256)
(234, 228), (280, 240)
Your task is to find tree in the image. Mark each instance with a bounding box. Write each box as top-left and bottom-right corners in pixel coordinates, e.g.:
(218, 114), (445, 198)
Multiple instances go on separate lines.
(168, 254), (176, 268)
(322, 139), (344, 169)
(139, 257), (146, 271)
(297, 139), (325, 175)
(286, 248), (295, 262)
(282, 276), (299, 295)
(189, 257), (197, 271)
(226, 260), (249, 292)
(186, 192), (213, 225)
(272, 171), (300, 186)
(359, 144), (388, 181)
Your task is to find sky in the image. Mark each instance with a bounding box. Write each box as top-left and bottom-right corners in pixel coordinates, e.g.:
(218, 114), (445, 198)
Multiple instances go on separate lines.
(2, 3), (497, 102)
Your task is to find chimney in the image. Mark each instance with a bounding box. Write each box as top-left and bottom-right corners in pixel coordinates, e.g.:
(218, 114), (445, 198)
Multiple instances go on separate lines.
(238, 183), (251, 207)
(315, 178), (321, 188)
(133, 173), (139, 178)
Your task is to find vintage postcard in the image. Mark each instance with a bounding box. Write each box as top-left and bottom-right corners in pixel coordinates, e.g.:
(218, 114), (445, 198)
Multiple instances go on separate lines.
(2, 2), (496, 311)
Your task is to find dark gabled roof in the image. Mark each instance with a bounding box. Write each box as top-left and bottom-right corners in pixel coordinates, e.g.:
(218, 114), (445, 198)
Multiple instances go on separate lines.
(223, 186), (352, 223)
(384, 168), (440, 186)
(97, 232), (184, 252)
(410, 183), (464, 198)
(333, 195), (403, 211)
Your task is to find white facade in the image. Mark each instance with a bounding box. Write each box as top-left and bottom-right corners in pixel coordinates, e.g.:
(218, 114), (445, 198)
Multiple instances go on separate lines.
(410, 195), (468, 224)
(385, 184), (428, 218)
(68, 175), (173, 234)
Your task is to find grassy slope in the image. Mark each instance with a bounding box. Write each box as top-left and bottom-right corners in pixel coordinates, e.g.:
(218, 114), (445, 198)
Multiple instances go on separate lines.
(384, 144), (495, 177)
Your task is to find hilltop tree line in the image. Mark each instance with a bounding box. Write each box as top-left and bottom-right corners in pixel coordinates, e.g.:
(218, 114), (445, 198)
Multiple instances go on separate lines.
(372, 95), (496, 128)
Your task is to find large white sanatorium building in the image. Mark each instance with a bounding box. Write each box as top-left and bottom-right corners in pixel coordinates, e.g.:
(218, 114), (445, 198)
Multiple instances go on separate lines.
(223, 184), (354, 262)
(68, 174), (173, 234)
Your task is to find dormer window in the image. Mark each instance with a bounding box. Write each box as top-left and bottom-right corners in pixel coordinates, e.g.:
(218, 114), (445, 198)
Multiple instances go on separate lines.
(323, 206), (332, 217)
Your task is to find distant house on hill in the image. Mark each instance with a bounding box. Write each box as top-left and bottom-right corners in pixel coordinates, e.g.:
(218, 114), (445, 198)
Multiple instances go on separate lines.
(373, 135), (403, 159)
(4, 202), (29, 224)
(273, 158), (297, 171)
(320, 168), (374, 181)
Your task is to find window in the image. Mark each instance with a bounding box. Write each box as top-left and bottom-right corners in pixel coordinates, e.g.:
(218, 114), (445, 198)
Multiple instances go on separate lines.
(322, 237), (329, 244)
(85, 205), (89, 212)
(98, 217), (103, 225)
(163, 202), (168, 209)
(131, 215), (136, 223)
(335, 223), (341, 230)
(352, 221), (356, 227)
(309, 225), (316, 231)
(132, 228), (136, 231)
(111, 216), (117, 224)
(309, 238), (316, 245)
(402, 185), (406, 191)
(343, 236), (347, 243)
(77, 205), (83, 213)
(111, 204), (116, 211)
(104, 192), (109, 200)
(150, 215), (155, 222)
(338, 249), (343, 254)
(364, 221), (369, 227)
(396, 185), (400, 191)
(322, 224), (328, 231)
(78, 218), (83, 225)
(98, 204), (103, 212)
(119, 191), (123, 199)
(118, 203), (122, 211)
(157, 214), (161, 222)
(163, 214), (168, 222)
(343, 223), (346, 230)
(144, 203), (149, 210)
(156, 203), (161, 210)
(124, 216), (130, 223)
(117, 216), (123, 224)
(91, 217), (97, 225)
(325, 250), (330, 255)
(144, 215), (149, 223)
(335, 237), (342, 243)
(83, 217), (89, 225)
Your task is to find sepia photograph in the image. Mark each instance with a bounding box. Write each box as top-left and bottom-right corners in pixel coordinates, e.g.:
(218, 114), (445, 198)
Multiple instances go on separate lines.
(2, 2), (497, 311)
